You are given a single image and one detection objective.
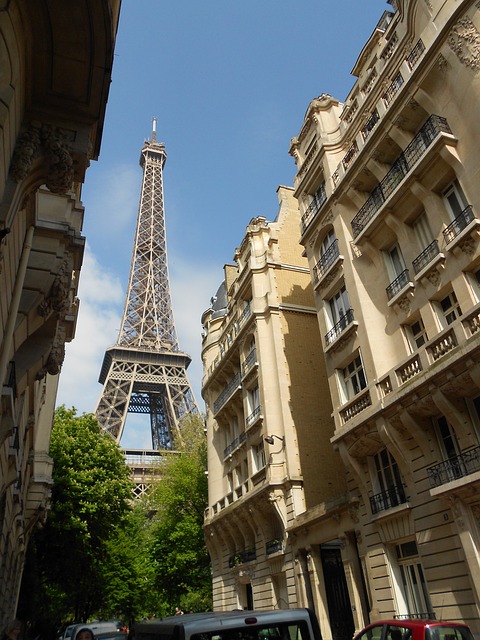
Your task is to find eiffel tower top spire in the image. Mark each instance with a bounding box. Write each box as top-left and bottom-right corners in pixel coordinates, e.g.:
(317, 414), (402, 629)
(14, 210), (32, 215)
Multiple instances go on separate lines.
(117, 117), (178, 352)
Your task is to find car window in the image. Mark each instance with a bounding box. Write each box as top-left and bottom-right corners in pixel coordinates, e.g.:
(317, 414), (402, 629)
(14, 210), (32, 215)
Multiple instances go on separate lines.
(386, 626), (410, 640)
(356, 625), (384, 640)
(426, 628), (475, 640)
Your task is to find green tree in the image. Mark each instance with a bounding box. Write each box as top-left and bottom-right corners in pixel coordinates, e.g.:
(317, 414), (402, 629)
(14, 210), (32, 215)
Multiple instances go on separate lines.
(29, 406), (134, 622)
(147, 414), (212, 613)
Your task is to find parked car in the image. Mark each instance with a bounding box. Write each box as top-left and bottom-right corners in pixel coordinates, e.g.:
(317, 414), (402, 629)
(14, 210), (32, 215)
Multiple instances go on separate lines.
(71, 621), (124, 640)
(354, 619), (475, 640)
(135, 609), (322, 640)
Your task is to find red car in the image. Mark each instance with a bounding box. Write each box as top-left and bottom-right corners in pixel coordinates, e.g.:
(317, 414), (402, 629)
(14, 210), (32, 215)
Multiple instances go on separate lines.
(354, 619), (475, 640)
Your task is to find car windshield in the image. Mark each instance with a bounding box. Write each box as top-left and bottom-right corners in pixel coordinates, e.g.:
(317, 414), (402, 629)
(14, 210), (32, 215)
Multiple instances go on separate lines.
(426, 627), (475, 640)
(192, 621), (310, 640)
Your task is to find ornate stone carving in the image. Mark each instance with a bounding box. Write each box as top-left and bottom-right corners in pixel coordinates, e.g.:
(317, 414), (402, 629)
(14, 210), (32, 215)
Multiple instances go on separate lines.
(426, 269), (442, 286)
(448, 17), (480, 72)
(36, 325), (66, 379)
(10, 123), (74, 194)
(38, 258), (72, 318)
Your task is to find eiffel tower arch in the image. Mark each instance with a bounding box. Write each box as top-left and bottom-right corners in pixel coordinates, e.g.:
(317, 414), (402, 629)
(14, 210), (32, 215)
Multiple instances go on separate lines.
(96, 119), (198, 459)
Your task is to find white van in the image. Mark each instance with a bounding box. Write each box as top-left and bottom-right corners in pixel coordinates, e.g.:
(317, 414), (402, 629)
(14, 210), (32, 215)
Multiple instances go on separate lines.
(71, 621), (123, 640)
(134, 608), (322, 640)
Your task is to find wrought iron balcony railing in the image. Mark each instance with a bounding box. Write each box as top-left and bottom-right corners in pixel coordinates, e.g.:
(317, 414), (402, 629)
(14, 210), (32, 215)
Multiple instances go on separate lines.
(351, 115), (453, 238)
(241, 348), (257, 377)
(266, 538), (283, 555)
(370, 484), (407, 515)
(386, 269), (411, 300)
(412, 240), (440, 274)
(301, 183), (327, 233)
(426, 445), (480, 488)
(442, 205), (476, 244)
(313, 240), (340, 284)
(214, 372), (241, 414)
(245, 405), (262, 428)
(406, 38), (425, 70)
(325, 308), (355, 346)
(223, 431), (247, 459)
(361, 110), (380, 141)
(229, 547), (257, 567)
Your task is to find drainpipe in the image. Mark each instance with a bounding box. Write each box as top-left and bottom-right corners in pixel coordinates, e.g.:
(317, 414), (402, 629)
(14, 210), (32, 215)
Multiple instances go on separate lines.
(0, 226), (35, 388)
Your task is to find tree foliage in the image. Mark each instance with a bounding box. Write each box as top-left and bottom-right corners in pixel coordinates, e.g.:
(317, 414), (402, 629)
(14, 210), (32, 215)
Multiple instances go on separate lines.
(26, 407), (134, 622)
(146, 414), (212, 614)
(19, 409), (212, 629)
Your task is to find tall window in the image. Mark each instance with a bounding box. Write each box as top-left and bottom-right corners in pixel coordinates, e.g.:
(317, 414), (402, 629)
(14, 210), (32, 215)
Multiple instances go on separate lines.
(391, 540), (433, 617)
(251, 442), (266, 473)
(328, 286), (351, 328)
(320, 228), (336, 257)
(435, 416), (460, 460)
(413, 212), (434, 249)
(341, 354), (367, 401)
(247, 385), (260, 414)
(370, 448), (406, 513)
(443, 179), (467, 220)
(438, 290), (462, 326)
(386, 244), (407, 279)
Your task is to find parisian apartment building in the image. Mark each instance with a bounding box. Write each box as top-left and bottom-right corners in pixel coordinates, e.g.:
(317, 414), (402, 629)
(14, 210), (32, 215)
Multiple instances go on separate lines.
(203, 0), (480, 637)
(201, 186), (349, 615)
(0, 1), (120, 629)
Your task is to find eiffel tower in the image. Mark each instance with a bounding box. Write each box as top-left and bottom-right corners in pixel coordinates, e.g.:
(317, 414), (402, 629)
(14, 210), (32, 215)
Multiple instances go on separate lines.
(96, 118), (198, 453)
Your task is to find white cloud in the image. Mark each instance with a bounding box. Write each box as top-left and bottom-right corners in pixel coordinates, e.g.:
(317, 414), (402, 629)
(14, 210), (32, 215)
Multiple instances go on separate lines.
(56, 248), (123, 414)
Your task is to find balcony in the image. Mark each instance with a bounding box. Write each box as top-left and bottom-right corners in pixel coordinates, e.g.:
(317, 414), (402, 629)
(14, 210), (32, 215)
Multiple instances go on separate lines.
(442, 205), (478, 245)
(361, 110), (380, 142)
(406, 38), (425, 70)
(266, 538), (283, 555)
(229, 547), (256, 567)
(386, 269), (412, 301)
(213, 372), (241, 415)
(382, 72), (404, 107)
(351, 115), (453, 238)
(241, 348), (257, 378)
(427, 445), (480, 488)
(301, 183), (327, 233)
(370, 484), (407, 515)
(412, 240), (441, 274)
(223, 431), (247, 459)
(325, 308), (355, 346)
(245, 405), (262, 429)
(313, 240), (340, 286)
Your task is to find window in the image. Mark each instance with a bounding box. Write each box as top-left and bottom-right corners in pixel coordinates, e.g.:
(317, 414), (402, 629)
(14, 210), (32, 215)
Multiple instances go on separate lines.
(438, 291), (462, 326)
(435, 416), (460, 460)
(391, 540), (433, 617)
(443, 180), (467, 221)
(342, 354), (367, 400)
(465, 266), (480, 303)
(404, 318), (428, 351)
(386, 244), (407, 279)
(247, 385), (260, 414)
(370, 449), (406, 513)
(413, 212), (434, 248)
(320, 229), (336, 257)
(251, 442), (266, 473)
(327, 286), (351, 329)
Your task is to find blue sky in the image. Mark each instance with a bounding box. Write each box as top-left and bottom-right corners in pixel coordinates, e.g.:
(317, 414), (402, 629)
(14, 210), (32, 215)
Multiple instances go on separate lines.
(56, 0), (389, 448)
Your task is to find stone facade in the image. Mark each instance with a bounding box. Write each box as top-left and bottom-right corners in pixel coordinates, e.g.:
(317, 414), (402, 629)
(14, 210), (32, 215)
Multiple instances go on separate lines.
(290, 0), (480, 636)
(201, 187), (347, 612)
(0, 1), (121, 629)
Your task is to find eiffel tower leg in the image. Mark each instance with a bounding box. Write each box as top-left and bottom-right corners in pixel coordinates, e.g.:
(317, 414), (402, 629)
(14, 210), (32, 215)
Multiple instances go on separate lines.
(95, 359), (135, 443)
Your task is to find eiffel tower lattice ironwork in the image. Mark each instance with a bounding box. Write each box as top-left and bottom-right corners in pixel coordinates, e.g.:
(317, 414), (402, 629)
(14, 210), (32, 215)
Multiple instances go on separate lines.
(96, 118), (198, 450)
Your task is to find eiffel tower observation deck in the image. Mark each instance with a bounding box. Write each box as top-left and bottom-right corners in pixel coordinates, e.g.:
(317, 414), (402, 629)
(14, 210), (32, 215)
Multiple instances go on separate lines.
(96, 118), (198, 452)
